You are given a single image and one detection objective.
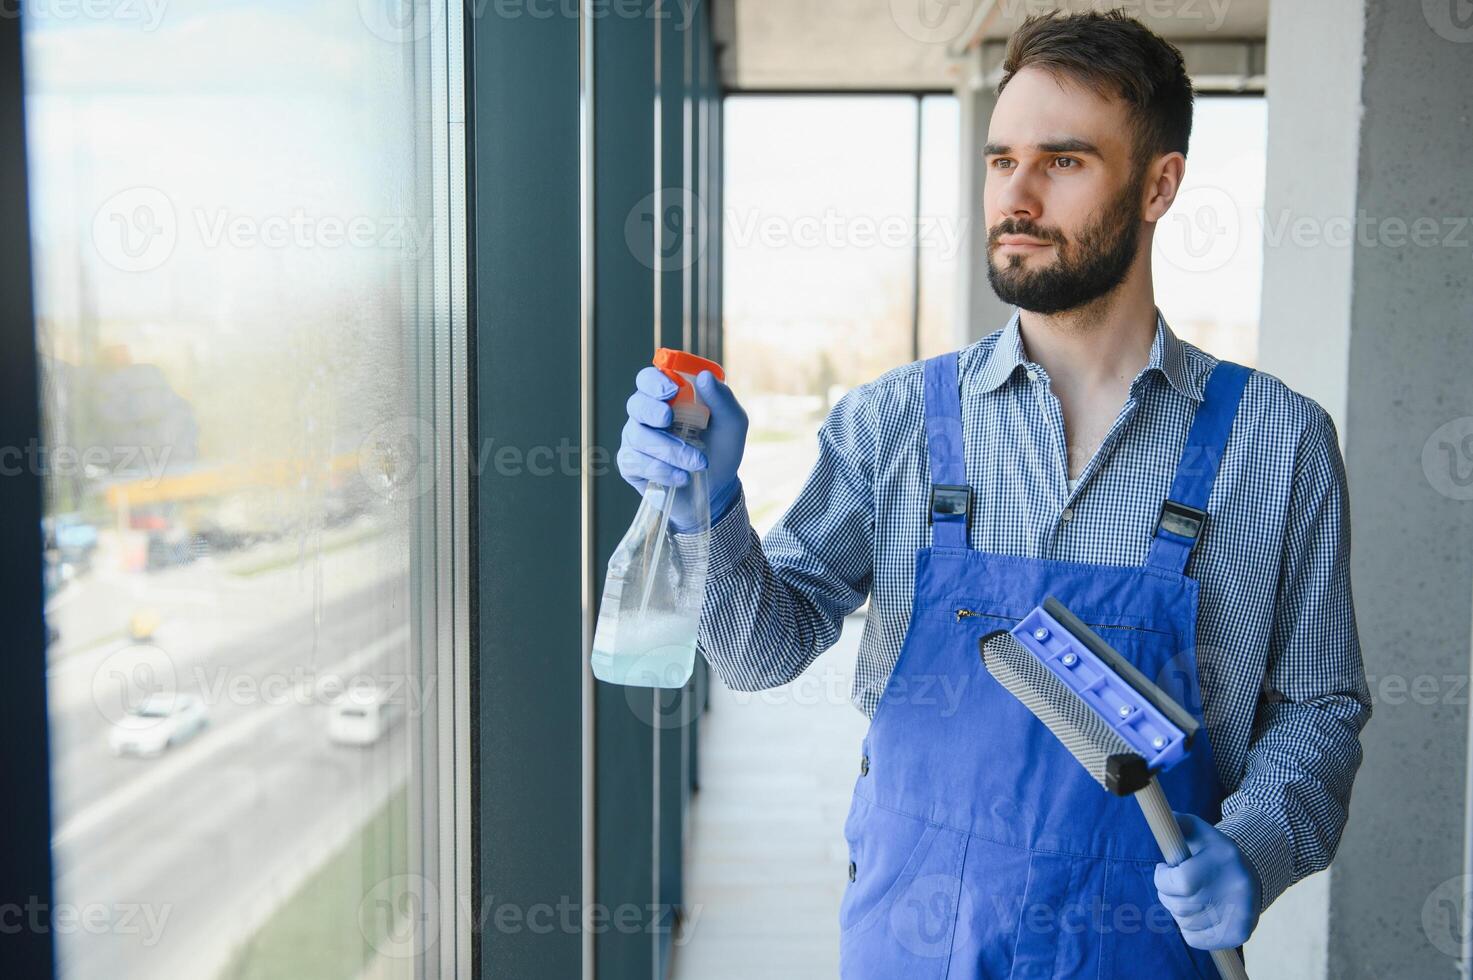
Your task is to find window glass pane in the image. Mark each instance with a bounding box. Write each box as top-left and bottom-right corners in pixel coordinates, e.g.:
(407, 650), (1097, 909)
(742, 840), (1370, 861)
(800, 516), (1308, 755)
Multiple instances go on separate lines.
(1152, 95), (1266, 365)
(27, 5), (458, 978)
(918, 94), (961, 359)
(722, 95), (917, 533)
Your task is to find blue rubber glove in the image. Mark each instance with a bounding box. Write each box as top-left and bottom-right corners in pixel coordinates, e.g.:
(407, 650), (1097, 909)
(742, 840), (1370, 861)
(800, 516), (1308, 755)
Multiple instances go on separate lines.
(1153, 811), (1262, 950)
(618, 366), (748, 532)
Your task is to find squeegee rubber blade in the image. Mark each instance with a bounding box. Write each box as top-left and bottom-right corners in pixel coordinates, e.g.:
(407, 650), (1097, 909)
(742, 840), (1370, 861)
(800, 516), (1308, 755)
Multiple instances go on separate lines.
(980, 632), (1135, 791)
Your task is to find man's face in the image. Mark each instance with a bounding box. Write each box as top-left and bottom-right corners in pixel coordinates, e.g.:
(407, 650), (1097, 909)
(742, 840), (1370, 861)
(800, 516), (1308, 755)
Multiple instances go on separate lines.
(982, 66), (1149, 315)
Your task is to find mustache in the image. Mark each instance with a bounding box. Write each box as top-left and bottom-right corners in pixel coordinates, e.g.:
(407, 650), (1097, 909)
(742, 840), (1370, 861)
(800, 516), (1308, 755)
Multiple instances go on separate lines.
(989, 222), (1064, 246)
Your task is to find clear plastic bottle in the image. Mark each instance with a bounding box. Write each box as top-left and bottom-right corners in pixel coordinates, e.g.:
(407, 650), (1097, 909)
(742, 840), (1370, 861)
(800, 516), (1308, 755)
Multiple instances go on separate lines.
(591, 350), (720, 689)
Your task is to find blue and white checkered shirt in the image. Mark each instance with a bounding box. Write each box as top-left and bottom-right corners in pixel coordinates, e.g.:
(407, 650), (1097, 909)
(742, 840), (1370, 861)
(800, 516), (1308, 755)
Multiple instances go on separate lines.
(685, 307), (1372, 911)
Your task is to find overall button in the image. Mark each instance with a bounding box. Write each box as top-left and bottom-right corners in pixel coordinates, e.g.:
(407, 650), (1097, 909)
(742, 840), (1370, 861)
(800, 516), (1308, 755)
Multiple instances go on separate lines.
(848, 861), (857, 882)
(860, 754), (870, 776)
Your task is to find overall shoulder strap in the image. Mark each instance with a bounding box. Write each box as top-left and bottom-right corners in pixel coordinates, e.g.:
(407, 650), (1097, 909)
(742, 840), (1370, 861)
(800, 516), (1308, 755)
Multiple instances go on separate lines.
(1145, 360), (1253, 574)
(923, 351), (970, 549)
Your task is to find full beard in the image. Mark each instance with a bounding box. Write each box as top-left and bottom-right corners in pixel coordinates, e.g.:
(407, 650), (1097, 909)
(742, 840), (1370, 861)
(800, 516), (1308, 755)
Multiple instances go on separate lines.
(986, 177), (1143, 316)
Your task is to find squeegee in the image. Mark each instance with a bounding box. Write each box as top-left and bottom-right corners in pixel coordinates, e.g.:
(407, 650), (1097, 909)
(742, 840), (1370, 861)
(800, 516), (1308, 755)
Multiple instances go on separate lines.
(979, 596), (1250, 980)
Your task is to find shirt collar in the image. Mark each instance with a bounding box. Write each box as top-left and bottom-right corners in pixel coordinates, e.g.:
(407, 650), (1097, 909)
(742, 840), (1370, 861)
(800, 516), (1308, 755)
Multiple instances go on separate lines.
(972, 306), (1204, 403)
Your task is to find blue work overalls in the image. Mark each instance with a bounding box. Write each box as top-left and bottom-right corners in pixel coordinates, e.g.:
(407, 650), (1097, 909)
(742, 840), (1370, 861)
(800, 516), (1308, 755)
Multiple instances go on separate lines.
(838, 351), (1252, 979)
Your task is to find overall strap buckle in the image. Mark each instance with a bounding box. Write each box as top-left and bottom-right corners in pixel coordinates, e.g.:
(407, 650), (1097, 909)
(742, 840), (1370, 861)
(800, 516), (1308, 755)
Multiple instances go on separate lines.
(928, 485), (971, 525)
(1155, 499), (1207, 542)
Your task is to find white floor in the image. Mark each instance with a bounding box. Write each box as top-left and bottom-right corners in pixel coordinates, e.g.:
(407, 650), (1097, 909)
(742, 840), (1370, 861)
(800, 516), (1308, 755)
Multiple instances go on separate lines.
(670, 613), (872, 979)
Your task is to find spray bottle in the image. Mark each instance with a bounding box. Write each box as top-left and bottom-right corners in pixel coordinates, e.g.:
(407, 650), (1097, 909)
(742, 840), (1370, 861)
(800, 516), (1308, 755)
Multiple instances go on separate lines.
(591, 349), (723, 689)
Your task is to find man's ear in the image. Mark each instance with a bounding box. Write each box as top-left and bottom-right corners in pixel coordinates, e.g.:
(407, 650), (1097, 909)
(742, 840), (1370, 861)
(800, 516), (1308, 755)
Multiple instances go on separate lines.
(1142, 152), (1186, 224)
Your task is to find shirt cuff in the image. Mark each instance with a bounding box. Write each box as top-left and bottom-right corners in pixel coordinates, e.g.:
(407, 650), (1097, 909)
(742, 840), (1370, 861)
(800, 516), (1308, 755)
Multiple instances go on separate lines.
(1216, 804), (1295, 913)
(671, 480), (755, 580)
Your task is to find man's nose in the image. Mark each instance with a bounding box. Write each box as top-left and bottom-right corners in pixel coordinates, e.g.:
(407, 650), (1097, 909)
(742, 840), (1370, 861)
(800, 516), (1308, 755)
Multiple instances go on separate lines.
(992, 169), (1043, 223)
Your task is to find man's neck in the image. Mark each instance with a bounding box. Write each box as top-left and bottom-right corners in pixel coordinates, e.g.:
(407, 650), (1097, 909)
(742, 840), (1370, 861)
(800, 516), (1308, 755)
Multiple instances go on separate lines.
(1015, 290), (1158, 393)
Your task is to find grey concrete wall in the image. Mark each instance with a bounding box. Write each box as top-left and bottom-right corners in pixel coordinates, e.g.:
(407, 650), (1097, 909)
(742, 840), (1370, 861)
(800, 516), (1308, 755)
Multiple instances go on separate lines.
(1330, 1), (1473, 974)
(1259, 1), (1473, 977)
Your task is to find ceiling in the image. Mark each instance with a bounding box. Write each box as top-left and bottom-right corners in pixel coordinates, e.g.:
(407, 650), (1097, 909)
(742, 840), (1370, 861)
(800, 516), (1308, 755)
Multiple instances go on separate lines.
(716, 0), (1271, 92)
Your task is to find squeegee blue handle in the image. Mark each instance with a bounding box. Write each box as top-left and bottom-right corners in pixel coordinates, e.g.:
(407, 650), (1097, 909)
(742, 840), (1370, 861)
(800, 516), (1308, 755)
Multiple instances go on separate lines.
(1011, 606), (1190, 773)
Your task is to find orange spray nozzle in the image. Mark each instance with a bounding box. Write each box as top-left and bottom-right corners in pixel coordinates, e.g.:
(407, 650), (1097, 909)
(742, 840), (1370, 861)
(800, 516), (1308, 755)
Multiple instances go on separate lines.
(652, 348), (725, 430)
(653, 348), (724, 404)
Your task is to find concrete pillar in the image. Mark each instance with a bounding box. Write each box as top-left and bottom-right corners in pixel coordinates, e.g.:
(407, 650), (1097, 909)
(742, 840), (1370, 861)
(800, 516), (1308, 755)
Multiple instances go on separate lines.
(1253, 1), (1473, 977)
(953, 45), (1013, 345)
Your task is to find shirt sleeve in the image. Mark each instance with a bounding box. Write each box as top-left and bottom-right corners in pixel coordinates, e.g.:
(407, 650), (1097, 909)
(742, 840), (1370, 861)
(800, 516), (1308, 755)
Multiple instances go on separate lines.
(670, 385), (876, 691)
(1215, 403), (1373, 912)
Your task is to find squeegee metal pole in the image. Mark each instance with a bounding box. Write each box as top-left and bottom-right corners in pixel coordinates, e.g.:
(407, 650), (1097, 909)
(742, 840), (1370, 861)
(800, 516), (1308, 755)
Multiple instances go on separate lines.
(1137, 778), (1251, 980)
(1138, 776), (1191, 865)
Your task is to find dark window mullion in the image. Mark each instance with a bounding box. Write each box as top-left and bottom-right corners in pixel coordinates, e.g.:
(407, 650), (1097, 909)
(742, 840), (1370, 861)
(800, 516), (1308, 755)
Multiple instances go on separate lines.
(592, 4), (660, 978)
(0, 12), (55, 980)
(469, 6), (583, 978)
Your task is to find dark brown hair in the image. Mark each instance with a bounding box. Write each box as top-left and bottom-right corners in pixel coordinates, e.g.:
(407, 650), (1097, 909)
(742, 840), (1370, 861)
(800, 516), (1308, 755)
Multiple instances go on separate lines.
(997, 10), (1194, 173)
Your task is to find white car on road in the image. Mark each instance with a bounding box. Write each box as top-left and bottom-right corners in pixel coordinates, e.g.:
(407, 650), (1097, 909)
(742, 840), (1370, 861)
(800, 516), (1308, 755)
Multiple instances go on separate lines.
(108, 693), (210, 757)
(328, 684), (402, 746)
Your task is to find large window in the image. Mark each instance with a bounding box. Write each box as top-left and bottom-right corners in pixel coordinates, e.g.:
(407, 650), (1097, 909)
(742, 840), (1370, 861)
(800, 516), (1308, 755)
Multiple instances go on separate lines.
(722, 93), (960, 533)
(27, 3), (467, 978)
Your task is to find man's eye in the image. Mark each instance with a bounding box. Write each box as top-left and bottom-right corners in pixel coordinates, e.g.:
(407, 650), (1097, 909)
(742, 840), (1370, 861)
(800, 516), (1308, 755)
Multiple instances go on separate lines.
(992, 159), (1013, 170)
(1055, 157), (1077, 168)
